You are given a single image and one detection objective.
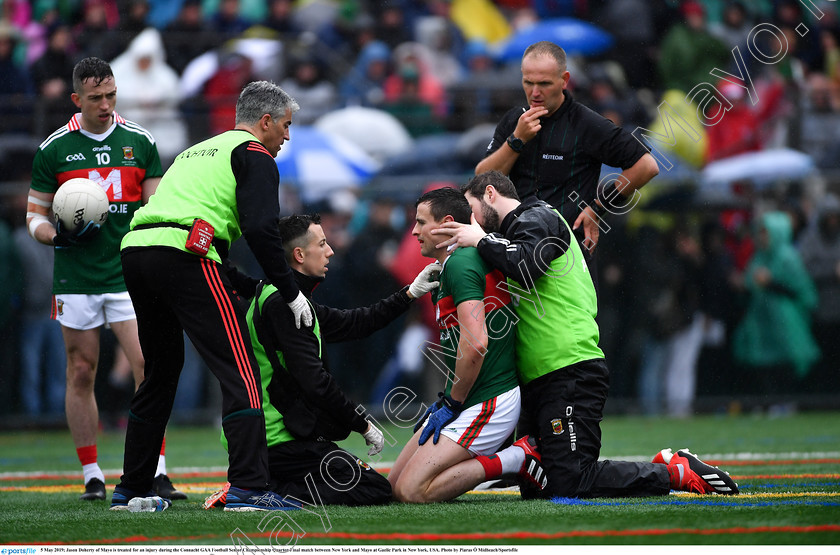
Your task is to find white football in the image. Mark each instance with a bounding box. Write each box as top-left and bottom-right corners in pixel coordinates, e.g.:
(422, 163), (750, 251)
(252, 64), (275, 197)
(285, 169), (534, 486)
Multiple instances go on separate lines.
(52, 178), (110, 230)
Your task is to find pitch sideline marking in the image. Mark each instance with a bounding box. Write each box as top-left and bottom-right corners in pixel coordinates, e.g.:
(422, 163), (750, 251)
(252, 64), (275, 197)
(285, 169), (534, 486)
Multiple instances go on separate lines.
(18, 524), (840, 545)
(3, 450), (839, 480)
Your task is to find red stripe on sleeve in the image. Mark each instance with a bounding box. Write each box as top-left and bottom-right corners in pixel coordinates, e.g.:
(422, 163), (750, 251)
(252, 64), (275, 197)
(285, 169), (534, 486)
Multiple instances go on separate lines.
(247, 142), (272, 157)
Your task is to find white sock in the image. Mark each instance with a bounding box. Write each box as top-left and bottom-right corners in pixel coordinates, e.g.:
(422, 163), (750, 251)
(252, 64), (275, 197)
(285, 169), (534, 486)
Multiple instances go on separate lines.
(82, 463), (105, 485)
(497, 444), (527, 475)
(156, 454), (166, 477)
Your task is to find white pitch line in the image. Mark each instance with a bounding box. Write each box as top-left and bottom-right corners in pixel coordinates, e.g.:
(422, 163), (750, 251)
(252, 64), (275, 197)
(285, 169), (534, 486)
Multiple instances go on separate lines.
(3, 451), (838, 480)
(600, 451), (840, 463)
(0, 462), (397, 480)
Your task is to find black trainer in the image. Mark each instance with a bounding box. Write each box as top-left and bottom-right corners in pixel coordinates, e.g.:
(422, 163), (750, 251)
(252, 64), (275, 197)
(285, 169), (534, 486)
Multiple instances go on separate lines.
(154, 474), (187, 500)
(80, 478), (106, 501)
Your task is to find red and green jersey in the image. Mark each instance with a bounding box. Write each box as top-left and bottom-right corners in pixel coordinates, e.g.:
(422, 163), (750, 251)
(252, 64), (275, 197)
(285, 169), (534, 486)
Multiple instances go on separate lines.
(31, 113), (163, 294)
(431, 247), (518, 409)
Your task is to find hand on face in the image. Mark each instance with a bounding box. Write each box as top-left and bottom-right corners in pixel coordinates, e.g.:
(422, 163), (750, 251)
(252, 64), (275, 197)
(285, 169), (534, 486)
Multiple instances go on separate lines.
(432, 213), (487, 250)
(514, 105), (549, 142)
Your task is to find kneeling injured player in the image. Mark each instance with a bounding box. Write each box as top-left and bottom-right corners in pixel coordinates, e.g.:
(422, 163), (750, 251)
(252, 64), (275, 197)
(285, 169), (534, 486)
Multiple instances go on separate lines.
(388, 188), (546, 503)
(207, 214), (440, 508)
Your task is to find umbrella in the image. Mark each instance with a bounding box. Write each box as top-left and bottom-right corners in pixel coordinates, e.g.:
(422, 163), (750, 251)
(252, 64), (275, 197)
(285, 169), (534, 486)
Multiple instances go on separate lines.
(451, 0), (512, 45)
(275, 126), (381, 204)
(700, 148), (816, 191)
(179, 38), (283, 98)
(494, 18), (614, 62)
(314, 106), (413, 164)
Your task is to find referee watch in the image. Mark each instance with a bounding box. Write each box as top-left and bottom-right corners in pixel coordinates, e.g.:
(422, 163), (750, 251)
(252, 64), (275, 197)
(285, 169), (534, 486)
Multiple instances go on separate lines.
(593, 181), (620, 218)
(506, 134), (525, 153)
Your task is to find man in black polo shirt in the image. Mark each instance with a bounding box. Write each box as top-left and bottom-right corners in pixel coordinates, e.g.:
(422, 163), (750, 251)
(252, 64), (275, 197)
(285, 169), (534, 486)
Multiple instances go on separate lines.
(476, 41), (659, 263)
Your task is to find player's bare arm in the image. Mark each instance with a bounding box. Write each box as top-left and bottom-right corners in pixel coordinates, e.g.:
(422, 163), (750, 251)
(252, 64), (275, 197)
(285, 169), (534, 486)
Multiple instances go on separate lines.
(449, 299), (488, 403)
(141, 177), (161, 204)
(25, 188), (58, 245)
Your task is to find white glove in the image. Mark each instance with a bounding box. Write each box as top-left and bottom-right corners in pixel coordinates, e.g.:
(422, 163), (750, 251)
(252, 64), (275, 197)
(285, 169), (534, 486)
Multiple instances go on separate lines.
(362, 421), (385, 456)
(287, 290), (313, 329)
(408, 262), (442, 299)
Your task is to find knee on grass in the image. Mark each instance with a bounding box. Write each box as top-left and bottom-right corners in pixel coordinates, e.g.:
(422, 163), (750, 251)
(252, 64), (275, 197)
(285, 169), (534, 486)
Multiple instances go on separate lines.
(392, 479), (437, 504)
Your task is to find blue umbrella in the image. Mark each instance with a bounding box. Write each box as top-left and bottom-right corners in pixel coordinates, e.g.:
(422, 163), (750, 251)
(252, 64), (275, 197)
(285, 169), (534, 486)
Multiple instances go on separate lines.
(275, 126), (381, 203)
(494, 18), (614, 62)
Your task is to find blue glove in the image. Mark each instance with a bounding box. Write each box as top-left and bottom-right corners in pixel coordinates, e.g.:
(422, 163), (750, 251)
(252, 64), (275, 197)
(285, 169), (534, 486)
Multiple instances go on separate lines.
(54, 219), (101, 248)
(75, 220), (101, 242)
(418, 394), (463, 446)
(413, 398), (443, 434)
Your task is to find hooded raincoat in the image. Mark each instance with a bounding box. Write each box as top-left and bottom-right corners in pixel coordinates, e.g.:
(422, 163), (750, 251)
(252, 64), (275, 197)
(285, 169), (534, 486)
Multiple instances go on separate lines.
(733, 211), (820, 378)
(110, 27), (187, 161)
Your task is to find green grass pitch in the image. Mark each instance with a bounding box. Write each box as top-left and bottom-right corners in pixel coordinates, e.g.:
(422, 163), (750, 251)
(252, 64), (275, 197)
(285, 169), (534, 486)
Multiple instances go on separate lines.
(1, 412), (839, 547)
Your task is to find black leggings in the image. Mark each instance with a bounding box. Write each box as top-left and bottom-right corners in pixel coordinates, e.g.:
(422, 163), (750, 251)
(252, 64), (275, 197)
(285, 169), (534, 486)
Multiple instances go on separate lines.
(269, 440), (392, 506)
(118, 247), (270, 492)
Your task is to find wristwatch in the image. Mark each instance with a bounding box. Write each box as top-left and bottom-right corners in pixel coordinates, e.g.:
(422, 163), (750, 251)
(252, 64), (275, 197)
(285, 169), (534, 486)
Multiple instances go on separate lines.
(592, 181), (619, 218)
(591, 201), (608, 218)
(506, 134), (525, 153)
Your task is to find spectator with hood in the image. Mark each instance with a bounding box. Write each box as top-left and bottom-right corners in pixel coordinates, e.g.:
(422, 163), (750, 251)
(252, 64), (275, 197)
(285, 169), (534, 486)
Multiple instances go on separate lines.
(340, 40), (391, 108)
(733, 211), (820, 396)
(110, 27), (188, 164)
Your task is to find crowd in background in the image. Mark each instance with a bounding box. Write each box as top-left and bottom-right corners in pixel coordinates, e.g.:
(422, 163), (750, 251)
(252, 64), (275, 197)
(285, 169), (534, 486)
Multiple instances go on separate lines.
(1, 0), (840, 423)
(0, 1), (837, 145)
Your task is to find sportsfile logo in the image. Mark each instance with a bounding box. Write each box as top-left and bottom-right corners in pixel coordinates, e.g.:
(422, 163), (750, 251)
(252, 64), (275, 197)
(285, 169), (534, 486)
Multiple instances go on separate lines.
(2, 549), (37, 554)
